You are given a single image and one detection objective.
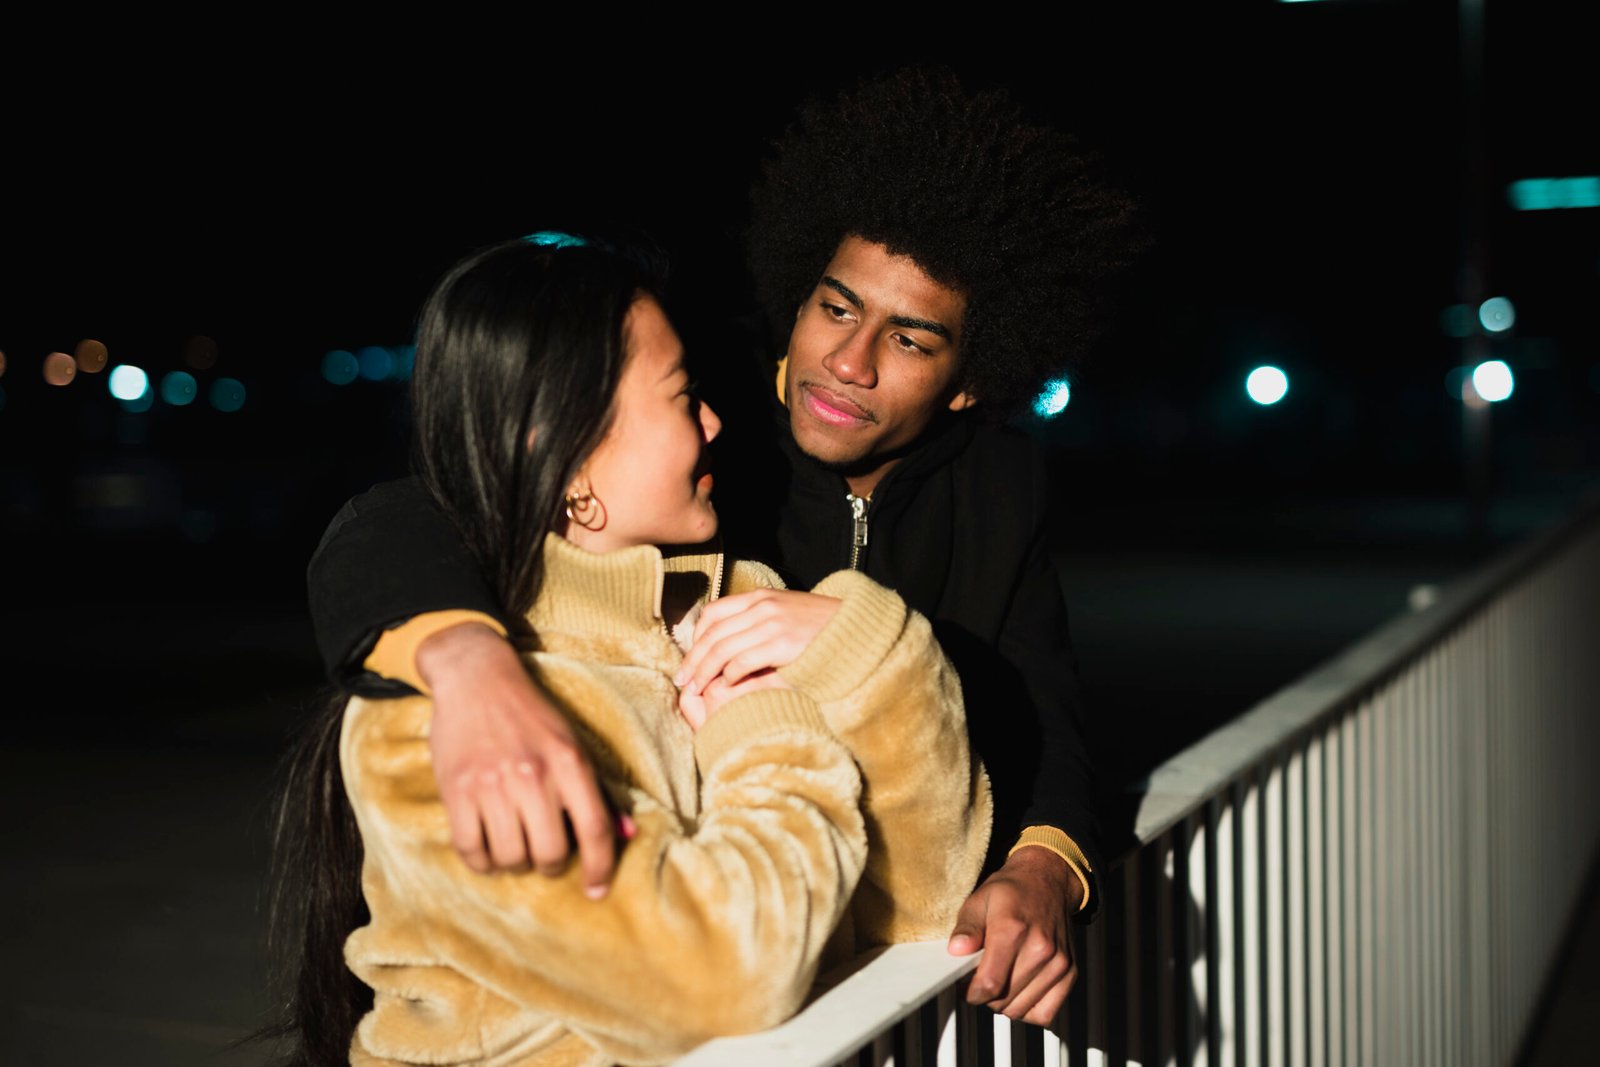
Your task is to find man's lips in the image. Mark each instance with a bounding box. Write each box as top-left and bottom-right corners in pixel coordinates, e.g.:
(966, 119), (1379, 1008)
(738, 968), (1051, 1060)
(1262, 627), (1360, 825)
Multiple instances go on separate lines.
(800, 383), (875, 426)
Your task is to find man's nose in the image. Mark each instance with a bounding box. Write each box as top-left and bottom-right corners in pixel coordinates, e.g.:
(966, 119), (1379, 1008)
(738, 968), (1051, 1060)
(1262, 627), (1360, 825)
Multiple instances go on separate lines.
(823, 330), (877, 389)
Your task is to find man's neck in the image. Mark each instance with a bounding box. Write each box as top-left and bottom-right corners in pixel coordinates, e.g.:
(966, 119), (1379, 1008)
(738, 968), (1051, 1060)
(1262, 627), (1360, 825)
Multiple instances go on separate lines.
(844, 462), (895, 500)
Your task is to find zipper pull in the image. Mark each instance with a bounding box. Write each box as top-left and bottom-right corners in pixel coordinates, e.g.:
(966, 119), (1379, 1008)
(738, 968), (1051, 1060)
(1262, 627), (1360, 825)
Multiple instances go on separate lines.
(846, 493), (869, 570)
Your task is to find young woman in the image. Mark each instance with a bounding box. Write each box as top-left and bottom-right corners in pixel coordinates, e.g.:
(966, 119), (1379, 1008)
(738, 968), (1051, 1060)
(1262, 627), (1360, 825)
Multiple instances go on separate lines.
(268, 233), (991, 1066)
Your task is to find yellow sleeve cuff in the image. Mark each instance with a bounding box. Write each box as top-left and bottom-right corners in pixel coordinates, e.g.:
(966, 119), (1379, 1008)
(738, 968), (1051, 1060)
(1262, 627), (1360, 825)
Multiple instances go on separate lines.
(1009, 825), (1094, 914)
(363, 610), (508, 695)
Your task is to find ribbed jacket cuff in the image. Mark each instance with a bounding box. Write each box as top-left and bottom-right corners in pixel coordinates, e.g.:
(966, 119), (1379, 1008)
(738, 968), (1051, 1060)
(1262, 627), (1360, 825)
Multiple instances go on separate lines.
(364, 611), (508, 695)
(693, 690), (832, 772)
(1010, 825), (1095, 914)
(778, 571), (907, 702)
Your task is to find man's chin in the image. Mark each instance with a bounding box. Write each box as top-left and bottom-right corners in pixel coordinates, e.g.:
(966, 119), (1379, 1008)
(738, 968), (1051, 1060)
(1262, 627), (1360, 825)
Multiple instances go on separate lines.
(789, 423), (872, 472)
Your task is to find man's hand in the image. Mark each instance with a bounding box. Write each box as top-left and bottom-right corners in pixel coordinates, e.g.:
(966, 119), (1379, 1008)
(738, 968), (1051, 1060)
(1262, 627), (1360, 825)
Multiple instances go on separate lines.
(673, 589), (841, 696)
(947, 846), (1084, 1026)
(419, 622), (620, 896)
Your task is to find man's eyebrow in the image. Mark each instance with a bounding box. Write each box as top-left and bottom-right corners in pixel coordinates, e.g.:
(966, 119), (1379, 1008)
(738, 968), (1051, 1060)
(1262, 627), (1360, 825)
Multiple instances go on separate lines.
(820, 276), (864, 310)
(821, 276), (953, 341)
(887, 314), (952, 342)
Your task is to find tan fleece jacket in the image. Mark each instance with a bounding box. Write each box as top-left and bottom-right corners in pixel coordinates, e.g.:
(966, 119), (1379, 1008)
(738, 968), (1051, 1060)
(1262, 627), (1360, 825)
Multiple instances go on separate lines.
(341, 535), (991, 1066)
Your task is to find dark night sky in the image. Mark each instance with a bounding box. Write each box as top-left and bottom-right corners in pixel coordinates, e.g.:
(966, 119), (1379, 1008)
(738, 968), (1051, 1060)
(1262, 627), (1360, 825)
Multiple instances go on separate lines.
(3, 4), (1597, 612)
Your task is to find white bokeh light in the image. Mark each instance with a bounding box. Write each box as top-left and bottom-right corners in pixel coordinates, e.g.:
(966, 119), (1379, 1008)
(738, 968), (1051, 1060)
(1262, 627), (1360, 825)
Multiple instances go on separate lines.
(1472, 360), (1514, 402)
(1246, 366), (1289, 406)
(108, 364), (150, 401)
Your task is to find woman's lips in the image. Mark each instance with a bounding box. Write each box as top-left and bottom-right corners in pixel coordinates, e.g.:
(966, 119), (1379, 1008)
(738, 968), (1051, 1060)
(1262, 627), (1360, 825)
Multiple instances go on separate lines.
(802, 384), (873, 426)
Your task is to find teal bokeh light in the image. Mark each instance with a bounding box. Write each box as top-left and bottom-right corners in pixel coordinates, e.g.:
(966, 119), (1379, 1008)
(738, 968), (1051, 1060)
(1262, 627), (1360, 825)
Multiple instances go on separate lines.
(322, 349), (359, 385)
(210, 377), (247, 412)
(1508, 177), (1600, 211)
(108, 364), (150, 401)
(1246, 366), (1289, 406)
(1472, 360), (1514, 403)
(388, 344), (416, 381)
(1033, 378), (1071, 418)
(1478, 297), (1515, 333)
(161, 371), (198, 406)
(1439, 304), (1475, 338)
(357, 345), (393, 381)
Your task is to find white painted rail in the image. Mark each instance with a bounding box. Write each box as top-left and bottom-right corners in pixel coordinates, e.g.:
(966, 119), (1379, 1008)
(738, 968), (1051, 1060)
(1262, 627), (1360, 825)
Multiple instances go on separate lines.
(676, 498), (1600, 1066)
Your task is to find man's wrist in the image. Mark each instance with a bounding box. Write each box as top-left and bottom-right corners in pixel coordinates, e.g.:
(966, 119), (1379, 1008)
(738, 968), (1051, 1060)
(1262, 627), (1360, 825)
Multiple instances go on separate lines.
(415, 618), (514, 695)
(1008, 826), (1093, 913)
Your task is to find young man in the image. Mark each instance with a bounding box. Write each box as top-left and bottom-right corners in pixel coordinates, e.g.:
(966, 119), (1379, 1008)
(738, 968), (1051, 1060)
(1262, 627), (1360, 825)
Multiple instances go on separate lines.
(308, 68), (1142, 1027)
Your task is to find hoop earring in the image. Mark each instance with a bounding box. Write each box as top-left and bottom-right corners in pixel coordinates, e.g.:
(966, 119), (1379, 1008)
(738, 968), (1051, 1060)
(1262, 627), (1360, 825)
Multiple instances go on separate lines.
(564, 489), (607, 531)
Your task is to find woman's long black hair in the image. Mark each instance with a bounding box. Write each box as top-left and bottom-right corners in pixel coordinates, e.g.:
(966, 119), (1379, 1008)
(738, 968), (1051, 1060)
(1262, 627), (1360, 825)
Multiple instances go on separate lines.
(257, 234), (666, 1065)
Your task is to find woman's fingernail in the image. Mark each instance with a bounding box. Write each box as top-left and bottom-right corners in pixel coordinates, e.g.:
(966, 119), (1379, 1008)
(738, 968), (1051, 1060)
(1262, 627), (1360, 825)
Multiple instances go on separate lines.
(585, 884), (607, 901)
(618, 813), (637, 840)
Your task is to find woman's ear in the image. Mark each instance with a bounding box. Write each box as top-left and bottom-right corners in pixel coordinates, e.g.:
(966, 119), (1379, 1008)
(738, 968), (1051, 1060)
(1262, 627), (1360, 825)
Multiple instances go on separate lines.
(946, 389), (978, 413)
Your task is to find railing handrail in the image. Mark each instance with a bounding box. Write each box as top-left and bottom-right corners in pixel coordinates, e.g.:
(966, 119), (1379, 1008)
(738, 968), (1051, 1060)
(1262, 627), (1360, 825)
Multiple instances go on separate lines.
(1127, 488), (1600, 856)
(674, 486), (1600, 1065)
(675, 942), (979, 1066)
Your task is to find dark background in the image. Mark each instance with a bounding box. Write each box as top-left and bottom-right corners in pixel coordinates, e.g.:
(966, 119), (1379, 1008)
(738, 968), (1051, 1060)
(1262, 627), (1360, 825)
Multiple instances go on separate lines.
(4, 3), (1595, 752)
(1, 6), (1598, 1060)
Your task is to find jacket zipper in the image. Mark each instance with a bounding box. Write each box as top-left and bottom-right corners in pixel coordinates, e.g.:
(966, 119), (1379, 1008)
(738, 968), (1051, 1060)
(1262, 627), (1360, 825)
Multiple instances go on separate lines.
(846, 493), (870, 570)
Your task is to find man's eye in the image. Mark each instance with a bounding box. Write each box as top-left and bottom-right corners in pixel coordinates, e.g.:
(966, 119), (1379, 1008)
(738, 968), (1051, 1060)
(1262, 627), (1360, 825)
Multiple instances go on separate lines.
(821, 301), (850, 320)
(892, 334), (926, 354)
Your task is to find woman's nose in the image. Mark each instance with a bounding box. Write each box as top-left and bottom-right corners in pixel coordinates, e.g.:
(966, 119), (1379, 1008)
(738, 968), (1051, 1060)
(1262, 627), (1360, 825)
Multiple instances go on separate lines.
(699, 398), (722, 443)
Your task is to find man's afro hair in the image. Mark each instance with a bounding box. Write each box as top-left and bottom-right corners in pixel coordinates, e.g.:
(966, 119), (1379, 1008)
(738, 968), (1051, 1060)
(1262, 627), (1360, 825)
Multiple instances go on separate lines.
(748, 66), (1146, 418)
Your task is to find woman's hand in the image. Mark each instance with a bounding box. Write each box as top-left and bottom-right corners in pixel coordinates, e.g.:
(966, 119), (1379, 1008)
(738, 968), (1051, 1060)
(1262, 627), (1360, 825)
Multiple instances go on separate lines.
(677, 668), (791, 731)
(673, 590), (842, 696)
(419, 622), (622, 897)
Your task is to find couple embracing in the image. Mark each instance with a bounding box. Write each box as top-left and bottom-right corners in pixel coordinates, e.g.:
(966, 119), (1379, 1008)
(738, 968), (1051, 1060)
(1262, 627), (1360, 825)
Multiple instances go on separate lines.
(270, 67), (1143, 1066)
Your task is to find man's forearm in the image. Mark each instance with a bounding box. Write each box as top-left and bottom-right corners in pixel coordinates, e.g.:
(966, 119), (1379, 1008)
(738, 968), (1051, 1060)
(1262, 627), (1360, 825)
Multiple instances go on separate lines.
(307, 476), (506, 687)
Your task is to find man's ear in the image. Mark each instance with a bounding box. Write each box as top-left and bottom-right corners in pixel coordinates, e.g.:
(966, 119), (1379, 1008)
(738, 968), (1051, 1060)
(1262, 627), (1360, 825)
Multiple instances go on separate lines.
(947, 389), (978, 413)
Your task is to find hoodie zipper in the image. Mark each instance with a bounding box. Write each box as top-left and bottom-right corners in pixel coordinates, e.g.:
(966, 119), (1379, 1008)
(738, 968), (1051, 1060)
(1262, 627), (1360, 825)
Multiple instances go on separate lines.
(846, 493), (870, 570)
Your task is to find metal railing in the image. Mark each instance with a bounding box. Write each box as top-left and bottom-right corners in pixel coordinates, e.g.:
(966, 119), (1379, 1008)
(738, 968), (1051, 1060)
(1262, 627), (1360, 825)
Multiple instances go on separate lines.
(676, 498), (1600, 1066)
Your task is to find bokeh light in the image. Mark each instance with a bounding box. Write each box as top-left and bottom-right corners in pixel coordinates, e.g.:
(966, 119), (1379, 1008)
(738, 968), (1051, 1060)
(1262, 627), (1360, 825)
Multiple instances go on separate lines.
(119, 390), (155, 413)
(1508, 176), (1600, 211)
(1472, 360), (1514, 403)
(321, 349), (359, 385)
(357, 345), (393, 381)
(388, 344), (416, 381)
(1033, 378), (1071, 418)
(109, 365), (150, 401)
(74, 339), (108, 373)
(184, 335), (219, 370)
(1439, 304), (1475, 338)
(1478, 297), (1515, 333)
(1444, 366), (1471, 400)
(43, 352), (78, 386)
(209, 377), (246, 412)
(161, 371), (199, 406)
(0, 350), (8, 378)
(1246, 366), (1289, 406)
